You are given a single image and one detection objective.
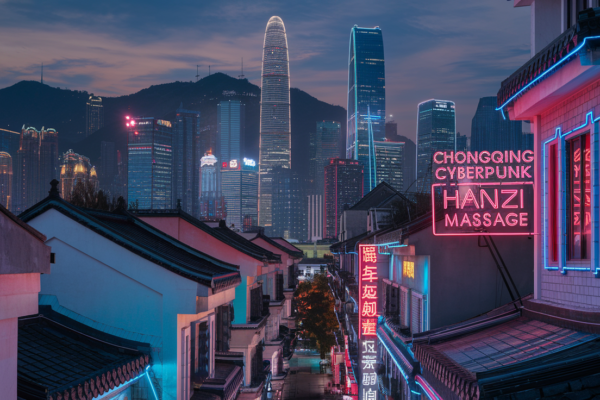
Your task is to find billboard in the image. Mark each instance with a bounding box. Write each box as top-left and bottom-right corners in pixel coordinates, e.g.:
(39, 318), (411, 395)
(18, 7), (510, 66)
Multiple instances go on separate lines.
(358, 245), (378, 400)
(432, 150), (535, 236)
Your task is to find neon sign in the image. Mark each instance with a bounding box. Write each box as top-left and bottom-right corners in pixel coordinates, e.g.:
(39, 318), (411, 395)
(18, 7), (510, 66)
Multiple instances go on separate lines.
(431, 150), (534, 236)
(230, 160), (238, 168)
(358, 245), (378, 399)
(403, 261), (414, 279)
(243, 158), (256, 167)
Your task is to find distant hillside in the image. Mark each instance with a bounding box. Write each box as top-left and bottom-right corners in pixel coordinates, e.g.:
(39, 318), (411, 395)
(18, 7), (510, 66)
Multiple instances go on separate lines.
(0, 73), (346, 177)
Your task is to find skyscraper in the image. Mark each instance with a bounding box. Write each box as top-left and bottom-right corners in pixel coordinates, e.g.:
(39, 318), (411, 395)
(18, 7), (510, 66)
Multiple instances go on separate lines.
(347, 25), (386, 194)
(59, 150), (98, 202)
(0, 152), (12, 210)
(127, 117), (173, 210)
(310, 121), (341, 196)
(374, 140), (404, 192)
(172, 106), (201, 214)
(218, 100), (245, 163)
(271, 165), (305, 240)
(86, 95), (104, 137)
(199, 152), (226, 220)
(221, 158), (258, 230)
(470, 96), (528, 152)
(307, 194), (323, 242)
(456, 132), (469, 152)
(258, 16), (291, 230)
(416, 100), (456, 193)
(14, 126), (59, 213)
(386, 122), (417, 193)
(324, 158), (363, 239)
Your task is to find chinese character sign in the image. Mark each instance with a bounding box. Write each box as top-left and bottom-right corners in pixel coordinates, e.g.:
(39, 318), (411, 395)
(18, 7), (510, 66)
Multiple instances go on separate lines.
(359, 245), (378, 338)
(360, 338), (378, 399)
(431, 150), (535, 235)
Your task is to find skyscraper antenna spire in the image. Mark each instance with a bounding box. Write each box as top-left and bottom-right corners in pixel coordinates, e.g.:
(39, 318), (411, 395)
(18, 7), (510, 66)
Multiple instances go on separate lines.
(238, 58), (245, 79)
(196, 65), (200, 82)
(41, 63), (43, 85)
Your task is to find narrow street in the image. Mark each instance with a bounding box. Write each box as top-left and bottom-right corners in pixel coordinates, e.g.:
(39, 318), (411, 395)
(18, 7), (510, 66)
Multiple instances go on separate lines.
(282, 352), (338, 400)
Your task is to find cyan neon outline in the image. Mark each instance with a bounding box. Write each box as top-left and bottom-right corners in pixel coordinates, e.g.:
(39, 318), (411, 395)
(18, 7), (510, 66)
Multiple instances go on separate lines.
(376, 329), (409, 383)
(496, 35), (600, 112)
(542, 111), (598, 274)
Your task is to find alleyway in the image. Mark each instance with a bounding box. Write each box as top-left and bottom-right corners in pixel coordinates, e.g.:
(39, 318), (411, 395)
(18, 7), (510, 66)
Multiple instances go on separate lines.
(282, 352), (338, 400)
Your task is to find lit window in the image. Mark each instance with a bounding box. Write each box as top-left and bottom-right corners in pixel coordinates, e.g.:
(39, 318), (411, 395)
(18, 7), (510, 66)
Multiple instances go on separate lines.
(549, 144), (558, 262)
(567, 133), (591, 260)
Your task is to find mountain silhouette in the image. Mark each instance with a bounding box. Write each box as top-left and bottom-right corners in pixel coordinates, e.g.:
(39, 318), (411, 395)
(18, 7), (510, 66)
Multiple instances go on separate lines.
(0, 73), (346, 178)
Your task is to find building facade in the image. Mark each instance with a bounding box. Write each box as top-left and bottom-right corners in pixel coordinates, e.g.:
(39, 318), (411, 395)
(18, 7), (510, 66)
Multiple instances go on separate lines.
(416, 99), (456, 193)
(59, 150), (98, 202)
(14, 126), (59, 214)
(311, 121), (341, 196)
(221, 158), (258, 230)
(218, 100), (245, 164)
(347, 26), (386, 194)
(324, 159), (363, 239)
(199, 152), (225, 220)
(374, 140), (403, 192)
(127, 117), (173, 210)
(85, 95), (104, 137)
(271, 166), (306, 240)
(259, 16), (291, 230)
(307, 194), (323, 242)
(0, 152), (12, 210)
(471, 96), (529, 153)
(173, 107), (201, 214)
(99, 141), (115, 193)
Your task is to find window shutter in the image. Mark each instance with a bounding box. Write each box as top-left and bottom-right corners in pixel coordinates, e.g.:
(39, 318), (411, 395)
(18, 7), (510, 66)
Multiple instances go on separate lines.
(411, 294), (422, 335)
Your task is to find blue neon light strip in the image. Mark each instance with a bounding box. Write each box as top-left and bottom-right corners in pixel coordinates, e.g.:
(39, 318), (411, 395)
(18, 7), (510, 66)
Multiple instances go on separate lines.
(145, 365), (159, 400)
(376, 326), (412, 383)
(542, 111), (598, 274)
(496, 36), (600, 111)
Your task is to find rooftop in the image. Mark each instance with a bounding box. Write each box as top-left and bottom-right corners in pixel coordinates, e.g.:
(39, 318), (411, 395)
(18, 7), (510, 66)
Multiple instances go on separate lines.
(18, 306), (150, 400)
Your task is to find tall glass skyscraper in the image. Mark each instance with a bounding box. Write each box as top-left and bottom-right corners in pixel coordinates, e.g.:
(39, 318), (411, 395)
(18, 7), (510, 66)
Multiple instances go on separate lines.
(310, 121), (341, 197)
(222, 158), (258, 230)
(86, 95), (104, 137)
(127, 117), (173, 209)
(258, 16), (291, 230)
(416, 100), (456, 193)
(324, 158), (363, 239)
(470, 96), (528, 152)
(374, 140), (404, 192)
(0, 152), (12, 210)
(218, 100), (245, 164)
(172, 106), (201, 214)
(347, 25), (386, 194)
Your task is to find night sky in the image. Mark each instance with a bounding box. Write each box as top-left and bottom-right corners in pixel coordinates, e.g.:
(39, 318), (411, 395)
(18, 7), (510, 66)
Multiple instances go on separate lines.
(0, 0), (530, 142)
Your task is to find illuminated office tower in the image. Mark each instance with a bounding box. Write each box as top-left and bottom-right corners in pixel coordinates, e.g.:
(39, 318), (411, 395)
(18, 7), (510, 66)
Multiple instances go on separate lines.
(416, 100), (456, 193)
(14, 126), (59, 213)
(271, 166), (305, 240)
(127, 117), (173, 210)
(310, 121), (341, 196)
(374, 140), (404, 192)
(173, 106), (201, 213)
(307, 194), (323, 242)
(0, 152), (12, 210)
(199, 152), (226, 220)
(258, 16), (291, 230)
(221, 158), (258, 230)
(100, 141), (115, 193)
(324, 159), (363, 239)
(218, 100), (245, 163)
(456, 132), (469, 152)
(86, 95), (104, 137)
(470, 96), (530, 152)
(59, 150), (98, 202)
(347, 25), (386, 194)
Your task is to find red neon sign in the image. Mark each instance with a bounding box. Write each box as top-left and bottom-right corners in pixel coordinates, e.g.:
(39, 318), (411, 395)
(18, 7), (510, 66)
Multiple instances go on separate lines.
(431, 150), (535, 236)
(358, 245), (378, 338)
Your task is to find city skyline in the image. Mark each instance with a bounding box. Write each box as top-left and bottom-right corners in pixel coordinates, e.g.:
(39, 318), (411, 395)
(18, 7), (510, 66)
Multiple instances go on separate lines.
(0, 1), (530, 143)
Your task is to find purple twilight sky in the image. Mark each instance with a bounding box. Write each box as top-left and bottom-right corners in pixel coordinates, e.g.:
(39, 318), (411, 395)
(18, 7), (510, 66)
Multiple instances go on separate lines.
(0, 0), (530, 142)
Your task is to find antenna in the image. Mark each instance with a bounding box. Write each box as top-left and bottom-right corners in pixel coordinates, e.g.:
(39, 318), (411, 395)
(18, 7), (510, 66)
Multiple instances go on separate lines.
(196, 65), (200, 82)
(41, 63), (43, 84)
(238, 58), (245, 79)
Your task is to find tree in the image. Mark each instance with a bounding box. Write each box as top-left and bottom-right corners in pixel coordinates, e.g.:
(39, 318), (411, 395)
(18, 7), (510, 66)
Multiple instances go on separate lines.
(295, 273), (338, 359)
(68, 180), (122, 211)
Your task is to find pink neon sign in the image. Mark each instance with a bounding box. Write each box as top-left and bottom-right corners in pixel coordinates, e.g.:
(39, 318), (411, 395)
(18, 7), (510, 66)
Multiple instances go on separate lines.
(431, 150), (534, 236)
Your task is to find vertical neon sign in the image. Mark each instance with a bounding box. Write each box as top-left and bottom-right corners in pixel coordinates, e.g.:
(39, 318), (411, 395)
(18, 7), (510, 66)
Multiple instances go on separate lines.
(359, 245), (378, 400)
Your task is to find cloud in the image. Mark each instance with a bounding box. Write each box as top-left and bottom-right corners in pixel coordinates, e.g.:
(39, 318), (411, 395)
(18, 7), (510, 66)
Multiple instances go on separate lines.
(0, 0), (531, 140)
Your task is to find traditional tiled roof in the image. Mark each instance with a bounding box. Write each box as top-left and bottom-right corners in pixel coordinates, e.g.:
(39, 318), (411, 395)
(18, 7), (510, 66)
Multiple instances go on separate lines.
(132, 209), (281, 264)
(349, 181), (409, 211)
(412, 313), (600, 399)
(18, 306), (151, 400)
(329, 231), (369, 253)
(271, 238), (303, 253)
(19, 192), (241, 292)
(497, 9), (600, 110)
(250, 231), (303, 259)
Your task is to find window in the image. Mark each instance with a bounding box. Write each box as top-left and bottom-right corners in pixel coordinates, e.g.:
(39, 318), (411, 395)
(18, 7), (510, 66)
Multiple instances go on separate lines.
(549, 144), (559, 262)
(410, 292), (424, 335)
(181, 327), (191, 399)
(567, 133), (591, 260)
(250, 285), (263, 322)
(215, 305), (231, 352)
(191, 321), (209, 386)
(400, 287), (409, 327)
